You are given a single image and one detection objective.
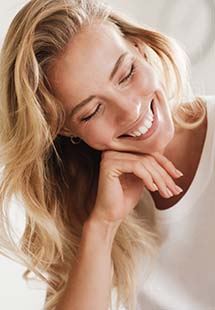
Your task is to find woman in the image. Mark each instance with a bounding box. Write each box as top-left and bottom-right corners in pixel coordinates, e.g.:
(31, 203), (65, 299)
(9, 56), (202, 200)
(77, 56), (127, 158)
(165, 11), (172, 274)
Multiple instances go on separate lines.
(0, 0), (214, 309)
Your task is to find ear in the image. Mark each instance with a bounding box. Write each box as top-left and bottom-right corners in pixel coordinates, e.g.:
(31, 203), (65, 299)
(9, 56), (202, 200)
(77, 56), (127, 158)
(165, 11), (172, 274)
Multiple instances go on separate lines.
(59, 126), (73, 137)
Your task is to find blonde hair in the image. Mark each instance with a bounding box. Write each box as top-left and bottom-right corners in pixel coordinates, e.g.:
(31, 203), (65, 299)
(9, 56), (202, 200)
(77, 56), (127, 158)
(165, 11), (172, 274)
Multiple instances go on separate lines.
(0, 0), (206, 309)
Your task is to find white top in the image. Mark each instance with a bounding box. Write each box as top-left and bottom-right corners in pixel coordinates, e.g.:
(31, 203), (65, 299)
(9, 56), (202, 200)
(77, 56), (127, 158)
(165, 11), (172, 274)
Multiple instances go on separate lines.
(136, 96), (215, 309)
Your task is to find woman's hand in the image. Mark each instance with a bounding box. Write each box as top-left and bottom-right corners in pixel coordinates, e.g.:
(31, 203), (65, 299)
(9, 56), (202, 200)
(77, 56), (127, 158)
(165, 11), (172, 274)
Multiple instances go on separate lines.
(90, 151), (183, 225)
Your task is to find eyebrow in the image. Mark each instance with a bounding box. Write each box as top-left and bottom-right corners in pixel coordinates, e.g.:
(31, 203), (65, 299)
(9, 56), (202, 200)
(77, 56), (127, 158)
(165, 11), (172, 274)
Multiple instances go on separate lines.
(68, 52), (128, 119)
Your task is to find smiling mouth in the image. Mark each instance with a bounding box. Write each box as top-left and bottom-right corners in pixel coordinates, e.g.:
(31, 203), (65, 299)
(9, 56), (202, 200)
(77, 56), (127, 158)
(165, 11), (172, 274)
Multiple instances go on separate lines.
(118, 100), (154, 139)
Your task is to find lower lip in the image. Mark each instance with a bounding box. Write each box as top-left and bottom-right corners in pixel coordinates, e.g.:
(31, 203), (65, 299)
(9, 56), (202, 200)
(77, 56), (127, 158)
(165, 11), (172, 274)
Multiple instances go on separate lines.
(122, 100), (158, 141)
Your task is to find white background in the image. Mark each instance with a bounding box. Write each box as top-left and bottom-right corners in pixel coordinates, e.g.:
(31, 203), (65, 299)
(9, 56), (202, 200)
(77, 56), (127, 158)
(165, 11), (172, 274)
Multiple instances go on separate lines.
(0, 0), (214, 309)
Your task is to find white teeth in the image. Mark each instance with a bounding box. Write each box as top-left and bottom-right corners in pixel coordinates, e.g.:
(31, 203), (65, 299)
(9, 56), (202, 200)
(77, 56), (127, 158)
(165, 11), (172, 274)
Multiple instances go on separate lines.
(144, 119), (153, 128)
(123, 103), (155, 138)
(133, 131), (142, 136)
(146, 110), (154, 121)
(129, 119), (153, 137)
(146, 113), (153, 122)
(129, 133), (138, 137)
(139, 126), (148, 135)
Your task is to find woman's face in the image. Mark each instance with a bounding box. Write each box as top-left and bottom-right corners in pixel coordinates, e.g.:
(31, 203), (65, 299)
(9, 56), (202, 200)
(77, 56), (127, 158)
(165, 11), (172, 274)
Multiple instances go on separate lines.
(49, 22), (175, 154)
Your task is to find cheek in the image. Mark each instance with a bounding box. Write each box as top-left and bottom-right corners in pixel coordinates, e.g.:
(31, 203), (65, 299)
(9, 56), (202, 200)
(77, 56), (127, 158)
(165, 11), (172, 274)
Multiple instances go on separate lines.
(82, 123), (113, 150)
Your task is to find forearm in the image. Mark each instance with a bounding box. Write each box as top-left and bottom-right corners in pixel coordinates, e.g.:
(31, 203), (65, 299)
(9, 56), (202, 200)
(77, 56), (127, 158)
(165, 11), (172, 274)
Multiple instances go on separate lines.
(55, 218), (119, 310)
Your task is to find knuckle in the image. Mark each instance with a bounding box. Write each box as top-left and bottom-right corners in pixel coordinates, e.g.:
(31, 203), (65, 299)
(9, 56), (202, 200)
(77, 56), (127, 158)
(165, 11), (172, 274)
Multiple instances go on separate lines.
(152, 152), (170, 164)
(161, 156), (171, 166)
(134, 160), (144, 171)
(163, 158), (171, 166)
(144, 155), (156, 164)
(147, 176), (154, 185)
(158, 169), (167, 178)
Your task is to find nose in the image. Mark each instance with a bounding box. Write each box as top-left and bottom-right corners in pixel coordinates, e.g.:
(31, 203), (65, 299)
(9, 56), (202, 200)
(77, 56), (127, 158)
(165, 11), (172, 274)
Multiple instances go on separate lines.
(111, 94), (142, 126)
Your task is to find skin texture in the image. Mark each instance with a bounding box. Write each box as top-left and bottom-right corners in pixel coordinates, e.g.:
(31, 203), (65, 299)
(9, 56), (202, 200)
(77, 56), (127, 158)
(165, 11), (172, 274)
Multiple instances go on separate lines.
(49, 22), (174, 154)
(48, 22), (207, 214)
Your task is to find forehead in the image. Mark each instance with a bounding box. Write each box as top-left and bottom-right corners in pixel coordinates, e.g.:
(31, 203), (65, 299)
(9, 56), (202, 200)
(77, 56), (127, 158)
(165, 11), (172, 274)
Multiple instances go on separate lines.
(50, 22), (132, 109)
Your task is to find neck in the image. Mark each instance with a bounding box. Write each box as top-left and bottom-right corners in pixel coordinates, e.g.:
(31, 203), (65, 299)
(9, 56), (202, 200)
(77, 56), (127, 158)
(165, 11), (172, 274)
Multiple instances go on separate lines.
(164, 115), (207, 173)
(164, 126), (191, 173)
(151, 117), (207, 210)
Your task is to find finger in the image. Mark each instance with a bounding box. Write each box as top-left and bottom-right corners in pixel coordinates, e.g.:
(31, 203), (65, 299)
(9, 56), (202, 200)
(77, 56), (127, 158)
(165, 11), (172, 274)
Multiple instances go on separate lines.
(101, 152), (182, 197)
(139, 159), (176, 198)
(102, 151), (183, 181)
(101, 158), (159, 193)
(151, 152), (183, 178)
(148, 157), (183, 196)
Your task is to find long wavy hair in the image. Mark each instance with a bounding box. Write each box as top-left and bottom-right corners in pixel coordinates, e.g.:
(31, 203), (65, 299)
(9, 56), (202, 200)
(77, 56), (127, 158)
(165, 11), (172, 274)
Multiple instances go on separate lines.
(0, 0), (206, 309)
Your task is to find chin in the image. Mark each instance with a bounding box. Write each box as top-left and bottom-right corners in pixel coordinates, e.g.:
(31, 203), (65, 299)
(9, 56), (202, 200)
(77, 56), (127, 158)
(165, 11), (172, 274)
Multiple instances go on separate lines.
(146, 128), (175, 155)
(126, 130), (174, 155)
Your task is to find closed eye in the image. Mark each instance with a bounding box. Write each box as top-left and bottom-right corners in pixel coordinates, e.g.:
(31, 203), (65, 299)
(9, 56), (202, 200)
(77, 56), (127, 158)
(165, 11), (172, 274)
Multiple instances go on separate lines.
(119, 63), (136, 85)
(80, 61), (136, 122)
(81, 104), (102, 122)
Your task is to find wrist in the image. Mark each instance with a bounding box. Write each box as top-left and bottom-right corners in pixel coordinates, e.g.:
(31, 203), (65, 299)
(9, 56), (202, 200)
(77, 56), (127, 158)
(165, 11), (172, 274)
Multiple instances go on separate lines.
(83, 214), (120, 247)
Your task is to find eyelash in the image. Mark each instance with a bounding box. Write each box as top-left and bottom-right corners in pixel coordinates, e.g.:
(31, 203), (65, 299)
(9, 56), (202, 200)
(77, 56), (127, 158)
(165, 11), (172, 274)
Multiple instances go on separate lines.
(81, 103), (102, 122)
(119, 63), (135, 84)
(81, 62), (136, 122)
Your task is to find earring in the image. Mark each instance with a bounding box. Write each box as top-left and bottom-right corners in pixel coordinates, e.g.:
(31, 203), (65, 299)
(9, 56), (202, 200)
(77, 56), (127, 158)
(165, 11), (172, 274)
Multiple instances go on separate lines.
(70, 136), (81, 144)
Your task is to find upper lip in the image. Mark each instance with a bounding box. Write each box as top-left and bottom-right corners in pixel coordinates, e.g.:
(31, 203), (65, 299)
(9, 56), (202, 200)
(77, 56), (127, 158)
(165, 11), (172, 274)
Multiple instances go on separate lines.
(118, 99), (153, 137)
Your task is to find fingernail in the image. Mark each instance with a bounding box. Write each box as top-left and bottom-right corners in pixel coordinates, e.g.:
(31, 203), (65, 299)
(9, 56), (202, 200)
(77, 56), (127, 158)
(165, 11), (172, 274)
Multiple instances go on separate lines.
(175, 185), (183, 193)
(175, 169), (183, 177)
(166, 188), (174, 197)
(152, 183), (159, 191)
